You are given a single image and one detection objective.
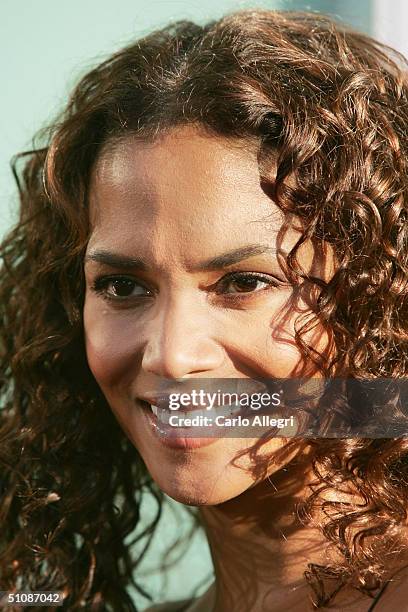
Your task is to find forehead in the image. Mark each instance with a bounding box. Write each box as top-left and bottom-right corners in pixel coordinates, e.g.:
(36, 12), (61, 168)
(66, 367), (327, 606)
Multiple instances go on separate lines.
(86, 125), (334, 279)
(88, 124), (283, 237)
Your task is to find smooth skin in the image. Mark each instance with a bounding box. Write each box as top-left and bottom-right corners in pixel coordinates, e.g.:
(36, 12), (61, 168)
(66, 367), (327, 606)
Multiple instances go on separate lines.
(83, 125), (406, 610)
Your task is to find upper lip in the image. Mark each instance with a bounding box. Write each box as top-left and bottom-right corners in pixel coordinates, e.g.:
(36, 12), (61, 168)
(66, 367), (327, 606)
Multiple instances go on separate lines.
(138, 394), (170, 409)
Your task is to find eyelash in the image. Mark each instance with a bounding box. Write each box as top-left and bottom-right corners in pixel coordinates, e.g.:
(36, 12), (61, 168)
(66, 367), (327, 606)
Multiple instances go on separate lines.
(90, 272), (280, 304)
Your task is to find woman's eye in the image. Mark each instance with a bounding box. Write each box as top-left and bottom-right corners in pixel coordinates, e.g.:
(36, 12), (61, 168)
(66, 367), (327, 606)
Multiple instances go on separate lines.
(91, 276), (152, 301)
(90, 272), (280, 303)
(218, 273), (278, 295)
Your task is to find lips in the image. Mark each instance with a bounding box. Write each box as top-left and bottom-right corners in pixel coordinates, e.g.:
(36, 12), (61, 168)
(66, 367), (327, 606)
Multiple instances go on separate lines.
(147, 401), (242, 424)
(138, 398), (219, 450)
(138, 389), (265, 412)
(136, 382), (273, 433)
(139, 392), (245, 420)
(139, 394), (171, 410)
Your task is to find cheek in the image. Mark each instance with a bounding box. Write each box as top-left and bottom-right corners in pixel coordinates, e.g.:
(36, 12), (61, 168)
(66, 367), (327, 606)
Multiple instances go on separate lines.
(83, 299), (142, 390)
(239, 322), (300, 376)
(278, 292), (333, 370)
(245, 295), (331, 377)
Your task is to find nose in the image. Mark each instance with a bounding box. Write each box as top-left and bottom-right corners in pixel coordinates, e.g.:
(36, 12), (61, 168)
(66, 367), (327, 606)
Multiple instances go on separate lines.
(141, 295), (226, 378)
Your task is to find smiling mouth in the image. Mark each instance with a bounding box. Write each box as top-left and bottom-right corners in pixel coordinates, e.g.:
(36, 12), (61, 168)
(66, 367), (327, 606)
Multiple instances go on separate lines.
(139, 399), (243, 424)
(150, 402), (243, 423)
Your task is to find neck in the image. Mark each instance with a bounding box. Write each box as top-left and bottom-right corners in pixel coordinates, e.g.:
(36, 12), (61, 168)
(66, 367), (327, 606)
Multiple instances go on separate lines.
(199, 448), (328, 612)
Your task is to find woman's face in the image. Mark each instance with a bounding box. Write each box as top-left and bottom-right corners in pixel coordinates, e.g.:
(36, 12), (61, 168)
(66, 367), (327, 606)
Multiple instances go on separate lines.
(83, 124), (332, 505)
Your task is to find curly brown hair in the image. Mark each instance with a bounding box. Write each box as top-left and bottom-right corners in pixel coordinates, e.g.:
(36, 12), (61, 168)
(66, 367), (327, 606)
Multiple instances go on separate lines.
(1, 8), (408, 610)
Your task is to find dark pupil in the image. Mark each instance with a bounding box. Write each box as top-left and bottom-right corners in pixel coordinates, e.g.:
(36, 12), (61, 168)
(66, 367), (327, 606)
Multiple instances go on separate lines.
(232, 277), (259, 292)
(112, 279), (135, 296)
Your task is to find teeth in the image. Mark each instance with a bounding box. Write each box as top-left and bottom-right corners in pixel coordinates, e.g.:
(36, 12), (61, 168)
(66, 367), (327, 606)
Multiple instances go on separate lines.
(178, 408), (209, 421)
(216, 402), (242, 418)
(159, 409), (171, 424)
(150, 403), (243, 425)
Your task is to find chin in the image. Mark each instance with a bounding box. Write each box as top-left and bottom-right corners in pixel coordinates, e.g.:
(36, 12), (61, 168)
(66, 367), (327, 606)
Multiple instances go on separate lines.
(156, 482), (247, 507)
(145, 460), (255, 506)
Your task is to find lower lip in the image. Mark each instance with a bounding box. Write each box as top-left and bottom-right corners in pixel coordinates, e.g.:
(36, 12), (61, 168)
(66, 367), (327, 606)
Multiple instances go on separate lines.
(142, 405), (220, 450)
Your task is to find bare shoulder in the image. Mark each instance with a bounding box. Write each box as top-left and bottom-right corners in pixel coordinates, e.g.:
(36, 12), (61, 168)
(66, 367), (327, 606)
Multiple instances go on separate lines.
(144, 599), (193, 612)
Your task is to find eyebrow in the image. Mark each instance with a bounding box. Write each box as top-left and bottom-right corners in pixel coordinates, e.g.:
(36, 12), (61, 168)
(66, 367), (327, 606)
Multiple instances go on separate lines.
(85, 251), (148, 270)
(193, 245), (277, 271)
(84, 245), (277, 272)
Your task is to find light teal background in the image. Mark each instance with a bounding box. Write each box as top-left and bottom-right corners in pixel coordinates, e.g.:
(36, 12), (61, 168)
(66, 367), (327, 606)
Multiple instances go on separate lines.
(0, 1), (371, 609)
